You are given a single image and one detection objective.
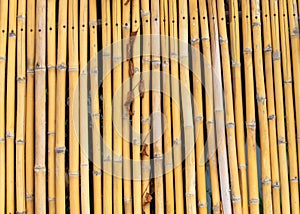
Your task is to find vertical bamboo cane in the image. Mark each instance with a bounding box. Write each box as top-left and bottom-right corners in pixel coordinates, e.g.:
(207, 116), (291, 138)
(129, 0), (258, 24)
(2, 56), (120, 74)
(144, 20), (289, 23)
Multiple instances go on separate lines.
(6, 0), (17, 212)
(26, 0), (35, 212)
(160, 1), (175, 213)
(0, 0), (8, 212)
(207, 1), (232, 212)
(278, 0), (300, 212)
(269, 0), (291, 212)
(34, 0), (47, 212)
(169, 1), (185, 213)
(47, 0), (56, 212)
(241, 0), (259, 212)
(112, 0), (123, 213)
(188, 1), (207, 213)
(151, 0), (164, 212)
(79, 0), (90, 212)
(56, 0), (68, 212)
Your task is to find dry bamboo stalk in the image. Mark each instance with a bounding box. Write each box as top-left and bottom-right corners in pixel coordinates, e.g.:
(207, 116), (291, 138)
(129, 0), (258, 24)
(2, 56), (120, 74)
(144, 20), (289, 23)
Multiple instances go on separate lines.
(101, 0), (113, 213)
(15, 0), (26, 212)
(160, 1), (175, 213)
(122, 0), (133, 213)
(278, 0), (300, 212)
(151, 0), (164, 212)
(55, 0), (68, 212)
(112, 0), (123, 213)
(197, 0), (221, 212)
(207, 1), (232, 212)
(269, 0), (291, 212)
(34, 0), (47, 212)
(0, 0), (8, 212)
(169, 0), (185, 213)
(47, 0), (56, 212)
(89, 0), (102, 212)
(6, 0), (17, 212)
(188, 1), (207, 213)
(228, 0), (249, 212)
(241, 0), (259, 212)
(260, 0), (281, 212)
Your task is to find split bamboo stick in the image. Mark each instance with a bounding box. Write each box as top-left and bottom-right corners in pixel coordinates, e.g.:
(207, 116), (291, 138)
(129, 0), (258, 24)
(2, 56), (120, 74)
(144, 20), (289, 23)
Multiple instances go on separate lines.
(79, 0), (90, 212)
(34, 0), (47, 212)
(6, 0), (17, 212)
(89, 0), (102, 212)
(278, 0), (300, 212)
(151, 0), (164, 212)
(207, 1), (232, 212)
(55, 0), (68, 212)
(269, 0), (291, 212)
(47, 0), (56, 212)
(160, 1), (175, 213)
(25, 0), (35, 212)
(169, 0), (185, 213)
(241, 0), (259, 212)
(112, 0), (123, 213)
(0, 0), (8, 212)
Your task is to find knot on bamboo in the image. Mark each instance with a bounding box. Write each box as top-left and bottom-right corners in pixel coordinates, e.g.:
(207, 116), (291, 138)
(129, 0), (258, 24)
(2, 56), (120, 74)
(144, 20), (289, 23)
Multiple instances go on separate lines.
(212, 205), (220, 211)
(243, 48), (253, 54)
(261, 178), (271, 184)
(231, 196), (241, 203)
(245, 121), (256, 129)
(48, 197), (56, 202)
(0, 56), (6, 61)
(34, 166), (46, 173)
(191, 38), (200, 44)
(231, 61), (241, 67)
(15, 139), (25, 144)
(272, 182), (280, 189)
(91, 113), (100, 118)
(194, 116), (204, 122)
(278, 137), (286, 145)
(238, 164), (247, 169)
(27, 69), (34, 74)
(55, 147), (66, 153)
(264, 45), (272, 53)
(57, 63), (67, 71)
(219, 37), (228, 45)
(16, 211), (26, 214)
(185, 192), (196, 197)
(92, 170), (102, 176)
(8, 31), (16, 37)
(197, 202), (208, 208)
(252, 22), (261, 27)
(226, 122), (235, 128)
(17, 77), (26, 82)
(124, 198), (133, 203)
(290, 177), (298, 182)
(284, 79), (293, 85)
(272, 50), (281, 61)
(17, 15), (26, 20)
(26, 193), (34, 200)
(141, 10), (150, 18)
(6, 132), (14, 138)
(0, 138), (5, 142)
(249, 198), (259, 204)
(267, 114), (276, 120)
(256, 95), (266, 103)
(68, 171), (80, 177)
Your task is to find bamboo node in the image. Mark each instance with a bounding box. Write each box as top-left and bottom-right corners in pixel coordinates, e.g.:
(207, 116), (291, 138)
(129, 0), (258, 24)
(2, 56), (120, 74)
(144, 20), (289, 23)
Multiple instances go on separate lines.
(92, 170), (102, 175)
(17, 15), (26, 20)
(47, 131), (56, 135)
(91, 113), (101, 118)
(256, 96), (266, 103)
(35, 67), (46, 72)
(231, 61), (241, 67)
(122, 113), (130, 119)
(141, 10), (150, 17)
(57, 63), (67, 70)
(212, 205), (220, 211)
(232, 196), (241, 203)
(89, 21), (98, 26)
(283, 79), (293, 85)
(272, 50), (281, 61)
(124, 198), (133, 203)
(48, 197), (56, 202)
(245, 121), (256, 129)
(141, 165), (151, 171)
(243, 48), (253, 54)
(261, 178), (272, 184)
(26, 193), (34, 200)
(173, 139), (181, 145)
(68, 67), (79, 72)
(197, 202), (208, 208)
(264, 45), (272, 53)
(278, 137), (286, 145)
(249, 198), (259, 204)
(16, 211), (26, 214)
(170, 52), (178, 58)
(0, 56), (6, 61)
(103, 156), (112, 162)
(164, 162), (173, 167)
(0, 138), (4, 142)
(15, 139), (25, 144)
(290, 177), (298, 182)
(162, 60), (169, 66)
(55, 147), (66, 153)
(6, 132), (14, 138)
(296, 136), (300, 140)
(68, 172), (80, 177)
(206, 120), (215, 125)
(272, 182), (280, 189)
(17, 77), (26, 82)
(219, 37), (228, 45)
(122, 23), (131, 29)
(194, 116), (204, 122)
(238, 164), (247, 169)
(153, 155), (163, 161)
(142, 57), (151, 62)
(290, 33), (300, 38)
(252, 22), (261, 27)
(267, 114), (276, 120)
(201, 37), (210, 41)
(34, 166), (46, 172)
(9, 31), (16, 37)
(191, 38), (200, 44)
(27, 69), (34, 74)
(185, 192), (196, 197)
(132, 139), (140, 145)
(152, 60), (161, 65)
(47, 65), (56, 69)
(81, 163), (89, 167)
(113, 156), (123, 163)
(91, 68), (98, 73)
(226, 122), (235, 128)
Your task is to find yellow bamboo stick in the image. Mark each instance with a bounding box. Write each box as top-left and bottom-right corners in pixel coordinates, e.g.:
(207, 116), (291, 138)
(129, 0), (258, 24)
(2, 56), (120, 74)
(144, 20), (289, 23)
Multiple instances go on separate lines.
(34, 0), (47, 212)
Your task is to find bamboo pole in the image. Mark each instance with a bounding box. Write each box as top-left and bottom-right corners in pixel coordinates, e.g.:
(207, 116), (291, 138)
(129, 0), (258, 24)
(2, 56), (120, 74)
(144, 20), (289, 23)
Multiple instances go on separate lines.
(25, 0), (35, 212)
(160, 1), (175, 213)
(47, 0), (56, 212)
(79, 0), (90, 212)
(169, 1), (184, 213)
(241, 0), (259, 212)
(112, 0), (123, 213)
(269, 0), (291, 212)
(207, 1), (232, 212)
(151, 0), (164, 212)
(278, 0), (300, 212)
(34, 0), (47, 212)
(0, 0), (8, 212)
(89, 0), (102, 212)
(6, 0), (17, 212)
(55, 0), (68, 212)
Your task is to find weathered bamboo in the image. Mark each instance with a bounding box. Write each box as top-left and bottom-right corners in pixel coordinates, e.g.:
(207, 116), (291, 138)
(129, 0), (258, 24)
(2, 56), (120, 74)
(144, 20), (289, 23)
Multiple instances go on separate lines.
(47, 0), (56, 212)
(207, 1), (232, 212)
(34, 0), (47, 212)
(0, 0), (8, 212)
(112, 0), (123, 213)
(151, 0), (164, 212)
(101, 0), (113, 213)
(56, 0), (68, 212)
(89, 0), (102, 212)
(188, 1), (206, 213)
(169, 0), (185, 213)
(6, 0), (17, 212)
(278, 0), (300, 212)
(269, 0), (291, 212)
(241, 0), (259, 212)
(160, 1), (175, 213)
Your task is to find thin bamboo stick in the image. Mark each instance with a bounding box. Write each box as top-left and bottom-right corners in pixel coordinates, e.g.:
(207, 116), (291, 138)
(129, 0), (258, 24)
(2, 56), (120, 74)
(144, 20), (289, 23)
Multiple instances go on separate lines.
(241, 0), (259, 212)
(0, 0), (8, 212)
(34, 0), (47, 212)
(6, 0), (17, 212)
(79, 0), (90, 212)
(151, 0), (164, 212)
(160, 1), (175, 213)
(47, 0), (56, 212)
(278, 0), (300, 212)
(55, 0), (68, 212)
(25, 0), (35, 212)
(207, 1), (232, 212)
(269, 0), (291, 212)
(169, 0), (185, 213)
